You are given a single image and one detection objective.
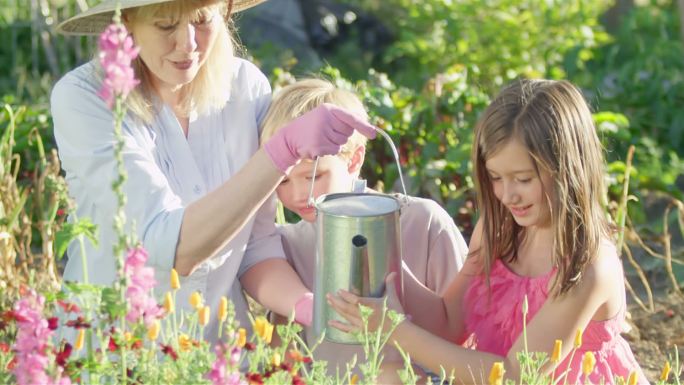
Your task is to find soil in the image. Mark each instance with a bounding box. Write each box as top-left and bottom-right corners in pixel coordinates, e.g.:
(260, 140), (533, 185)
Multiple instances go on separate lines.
(624, 291), (684, 382)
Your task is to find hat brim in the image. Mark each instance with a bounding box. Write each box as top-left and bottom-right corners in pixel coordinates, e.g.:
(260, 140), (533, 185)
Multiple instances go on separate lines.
(57, 0), (267, 35)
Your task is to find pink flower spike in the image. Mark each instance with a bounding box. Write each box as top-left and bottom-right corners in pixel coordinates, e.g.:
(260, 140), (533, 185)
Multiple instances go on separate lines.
(97, 23), (140, 108)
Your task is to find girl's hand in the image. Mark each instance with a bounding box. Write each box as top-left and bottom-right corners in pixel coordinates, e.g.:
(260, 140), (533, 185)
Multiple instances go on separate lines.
(327, 272), (404, 333)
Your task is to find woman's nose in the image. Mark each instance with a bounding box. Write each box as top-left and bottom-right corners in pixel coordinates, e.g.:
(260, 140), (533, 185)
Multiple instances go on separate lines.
(176, 23), (198, 52)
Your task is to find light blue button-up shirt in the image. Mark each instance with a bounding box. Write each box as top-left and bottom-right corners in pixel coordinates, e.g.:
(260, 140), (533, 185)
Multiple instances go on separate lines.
(51, 58), (283, 341)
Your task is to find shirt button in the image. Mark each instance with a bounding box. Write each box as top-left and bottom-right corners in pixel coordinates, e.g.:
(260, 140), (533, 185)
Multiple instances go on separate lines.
(193, 185), (201, 195)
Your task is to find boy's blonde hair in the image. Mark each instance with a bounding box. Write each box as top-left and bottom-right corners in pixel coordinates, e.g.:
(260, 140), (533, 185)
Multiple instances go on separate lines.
(123, 0), (236, 123)
(260, 78), (368, 158)
(473, 79), (611, 297)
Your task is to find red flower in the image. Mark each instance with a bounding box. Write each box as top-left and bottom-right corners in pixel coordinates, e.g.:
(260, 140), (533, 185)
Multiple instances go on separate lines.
(55, 343), (73, 367)
(0, 342), (9, 353)
(160, 344), (178, 361)
(292, 375), (306, 385)
(65, 316), (91, 329)
(108, 336), (119, 352)
(279, 362), (293, 372)
(47, 317), (59, 330)
(57, 300), (81, 314)
(7, 357), (17, 371)
(3, 310), (28, 323)
(244, 342), (256, 351)
(130, 339), (142, 350)
(246, 373), (264, 385)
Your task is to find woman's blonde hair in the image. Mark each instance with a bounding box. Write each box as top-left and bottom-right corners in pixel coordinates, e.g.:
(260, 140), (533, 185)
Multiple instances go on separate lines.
(122, 0), (236, 123)
(260, 78), (368, 158)
(472, 79), (611, 297)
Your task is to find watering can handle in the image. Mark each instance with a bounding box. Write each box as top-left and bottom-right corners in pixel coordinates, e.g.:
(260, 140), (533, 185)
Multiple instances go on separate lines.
(306, 126), (409, 208)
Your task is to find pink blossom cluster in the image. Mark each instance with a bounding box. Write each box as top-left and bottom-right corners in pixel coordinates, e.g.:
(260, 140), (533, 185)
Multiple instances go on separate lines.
(207, 344), (245, 385)
(97, 23), (140, 107)
(124, 246), (163, 327)
(12, 290), (71, 385)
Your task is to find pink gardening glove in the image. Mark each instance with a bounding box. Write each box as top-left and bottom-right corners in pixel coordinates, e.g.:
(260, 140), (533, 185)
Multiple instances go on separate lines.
(263, 103), (377, 174)
(294, 292), (314, 326)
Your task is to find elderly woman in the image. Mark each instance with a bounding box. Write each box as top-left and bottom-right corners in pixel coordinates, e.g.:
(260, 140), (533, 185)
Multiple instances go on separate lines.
(52, 0), (375, 342)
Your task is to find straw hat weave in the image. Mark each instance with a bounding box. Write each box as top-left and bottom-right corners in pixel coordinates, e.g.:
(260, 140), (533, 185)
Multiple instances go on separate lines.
(57, 0), (267, 35)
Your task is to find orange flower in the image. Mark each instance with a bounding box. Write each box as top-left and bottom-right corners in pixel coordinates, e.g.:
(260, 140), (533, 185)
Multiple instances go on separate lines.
(574, 328), (583, 348)
(488, 362), (505, 385)
(582, 352), (596, 376)
(271, 352), (281, 367)
(218, 296), (228, 322)
(551, 339), (562, 363)
(253, 316), (274, 344)
(178, 334), (192, 351)
(147, 320), (160, 341)
(350, 374), (359, 385)
(74, 329), (86, 351)
(163, 292), (174, 314)
(170, 268), (180, 290)
(660, 361), (671, 382)
(236, 328), (247, 348)
(199, 306), (210, 327)
(189, 292), (203, 310)
(627, 371), (637, 385)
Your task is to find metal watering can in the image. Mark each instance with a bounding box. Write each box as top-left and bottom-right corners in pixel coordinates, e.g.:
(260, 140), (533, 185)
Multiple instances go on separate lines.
(310, 129), (408, 344)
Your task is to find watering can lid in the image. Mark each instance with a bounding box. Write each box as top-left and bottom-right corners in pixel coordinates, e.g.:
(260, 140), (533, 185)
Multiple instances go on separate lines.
(316, 193), (400, 217)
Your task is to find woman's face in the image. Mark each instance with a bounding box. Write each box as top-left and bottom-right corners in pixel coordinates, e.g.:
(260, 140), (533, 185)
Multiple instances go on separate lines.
(127, 6), (220, 91)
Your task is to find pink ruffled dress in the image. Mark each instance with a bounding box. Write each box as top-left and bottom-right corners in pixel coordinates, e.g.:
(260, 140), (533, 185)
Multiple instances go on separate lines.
(463, 259), (649, 385)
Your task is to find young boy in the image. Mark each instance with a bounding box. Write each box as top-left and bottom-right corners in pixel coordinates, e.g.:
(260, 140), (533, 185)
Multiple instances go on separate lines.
(260, 78), (467, 377)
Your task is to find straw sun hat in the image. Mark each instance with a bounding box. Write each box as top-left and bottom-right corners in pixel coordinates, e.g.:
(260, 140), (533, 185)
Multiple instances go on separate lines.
(57, 0), (267, 35)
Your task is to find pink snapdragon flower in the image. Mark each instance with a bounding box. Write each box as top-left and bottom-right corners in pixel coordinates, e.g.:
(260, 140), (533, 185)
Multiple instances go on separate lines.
(124, 246), (163, 326)
(207, 344), (246, 385)
(12, 290), (71, 385)
(97, 23), (140, 107)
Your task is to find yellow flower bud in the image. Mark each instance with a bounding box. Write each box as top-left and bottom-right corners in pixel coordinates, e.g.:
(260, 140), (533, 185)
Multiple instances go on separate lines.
(170, 268), (180, 290)
(163, 292), (174, 314)
(236, 328), (247, 348)
(350, 374), (359, 385)
(147, 320), (160, 341)
(582, 351), (596, 376)
(74, 329), (86, 351)
(574, 328), (583, 349)
(218, 296), (228, 322)
(199, 306), (210, 327)
(551, 339), (562, 363)
(124, 332), (133, 343)
(271, 352), (281, 367)
(660, 361), (671, 381)
(627, 371), (637, 385)
(189, 292), (203, 310)
(488, 362), (505, 385)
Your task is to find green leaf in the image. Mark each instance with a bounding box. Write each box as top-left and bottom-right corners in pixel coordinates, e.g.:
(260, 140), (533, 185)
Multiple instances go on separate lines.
(54, 219), (99, 260)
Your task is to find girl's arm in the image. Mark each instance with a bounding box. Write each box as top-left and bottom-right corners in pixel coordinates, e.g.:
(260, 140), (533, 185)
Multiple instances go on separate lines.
(403, 219), (483, 341)
(389, 242), (617, 383)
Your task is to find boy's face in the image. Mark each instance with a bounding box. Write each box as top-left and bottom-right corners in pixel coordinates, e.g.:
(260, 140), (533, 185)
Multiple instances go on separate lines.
(277, 155), (358, 223)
